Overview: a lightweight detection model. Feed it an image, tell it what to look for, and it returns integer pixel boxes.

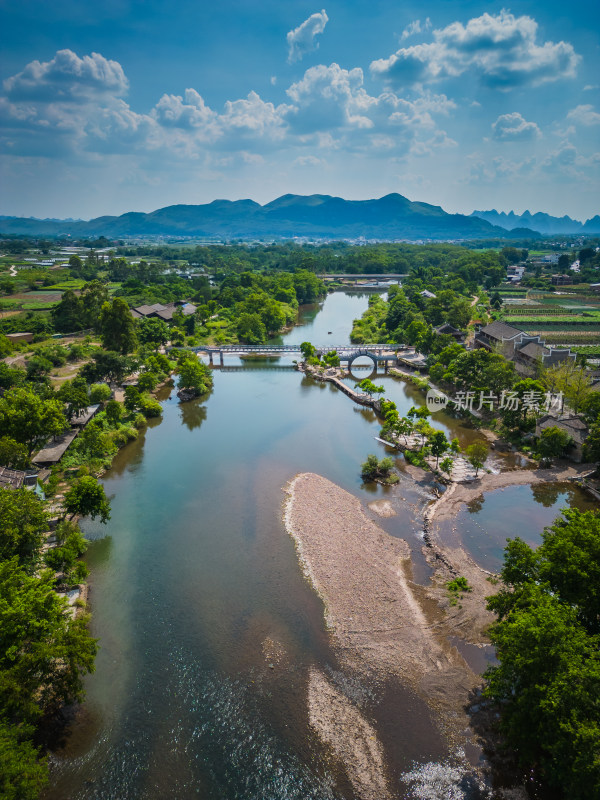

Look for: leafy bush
[89,383,111,404]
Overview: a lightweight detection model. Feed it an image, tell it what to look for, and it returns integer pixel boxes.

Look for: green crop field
[504,315,599,324]
[504,306,573,315]
[555,345,600,356]
[45,280,85,290]
[542,331,600,344]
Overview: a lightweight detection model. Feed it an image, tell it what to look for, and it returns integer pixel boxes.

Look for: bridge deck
[192,344,395,353]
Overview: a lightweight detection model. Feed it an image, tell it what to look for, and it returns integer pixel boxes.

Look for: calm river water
[45,291,594,800]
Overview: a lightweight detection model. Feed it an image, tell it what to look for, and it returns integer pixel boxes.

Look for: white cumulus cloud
[370,11,580,90]
[3,49,128,102]
[567,104,600,126]
[400,19,431,41]
[287,10,329,63]
[492,112,541,141]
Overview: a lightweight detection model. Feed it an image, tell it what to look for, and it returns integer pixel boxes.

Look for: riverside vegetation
[0,247,327,798]
[346,285,600,794]
[1,238,599,798]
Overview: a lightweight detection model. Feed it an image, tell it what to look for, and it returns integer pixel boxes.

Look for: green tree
[25,355,52,382]
[465,440,488,476]
[63,476,111,523]
[485,509,600,797]
[79,280,110,328]
[415,419,434,447]
[0,488,47,571]
[542,363,591,414]
[407,405,430,422]
[0,718,48,800]
[137,371,158,392]
[0,363,25,391]
[583,421,600,464]
[581,392,600,425]
[51,290,84,332]
[361,454,396,482]
[0,559,97,723]
[138,317,170,346]
[355,379,384,398]
[430,430,449,467]
[176,355,213,396]
[57,380,89,420]
[82,351,132,385]
[0,437,29,470]
[124,386,141,413]
[104,399,122,425]
[321,350,341,367]
[236,312,266,344]
[536,425,572,462]
[500,378,545,431]
[88,382,112,404]
[440,456,454,475]
[300,341,316,361]
[393,416,414,444]
[44,520,88,585]
[0,388,67,456]
[99,298,138,354]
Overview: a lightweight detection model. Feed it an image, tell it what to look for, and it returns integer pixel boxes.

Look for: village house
[475,321,576,375]
[6,332,34,344]
[0,466,38,490]
[474,320,524,356]
[434,322,466,343]
[130,300,197,322]
[550,274,573,286]
[535,414,589,462]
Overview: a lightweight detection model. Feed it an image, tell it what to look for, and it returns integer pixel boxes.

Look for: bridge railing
[191,344,395,352]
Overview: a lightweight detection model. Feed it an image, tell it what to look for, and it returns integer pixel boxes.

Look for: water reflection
[47,291,595,800]
[178,397,209,431]
[441,482,597,572]
[530,481,572,508]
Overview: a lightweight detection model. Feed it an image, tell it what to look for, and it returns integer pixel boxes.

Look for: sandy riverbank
[284,472,497,797]
[284,473,488,709]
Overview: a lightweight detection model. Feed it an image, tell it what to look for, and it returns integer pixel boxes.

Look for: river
[44,290,592,799]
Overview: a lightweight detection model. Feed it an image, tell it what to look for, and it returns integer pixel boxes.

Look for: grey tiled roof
[479,320,523,340]
[518,342,550,359]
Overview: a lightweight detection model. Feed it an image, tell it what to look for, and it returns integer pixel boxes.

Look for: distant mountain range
[0,194,526,241]
[471,209,600,235]
[0,193,596,240]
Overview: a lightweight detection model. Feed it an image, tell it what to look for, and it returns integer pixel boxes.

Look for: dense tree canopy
[486,509,600,798]
[0,488,47,571]
[0,387,67,455]
[99,298,138,354]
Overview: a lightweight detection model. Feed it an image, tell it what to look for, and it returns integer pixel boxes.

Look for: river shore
[284,472,497,797]
[429,462,596,523]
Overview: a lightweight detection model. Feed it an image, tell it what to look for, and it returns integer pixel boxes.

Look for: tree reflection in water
[179,398,208,432]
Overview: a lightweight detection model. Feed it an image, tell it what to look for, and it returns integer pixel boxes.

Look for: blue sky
[1,0,599,220]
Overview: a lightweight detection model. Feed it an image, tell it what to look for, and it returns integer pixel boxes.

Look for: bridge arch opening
[347,354,379,380]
